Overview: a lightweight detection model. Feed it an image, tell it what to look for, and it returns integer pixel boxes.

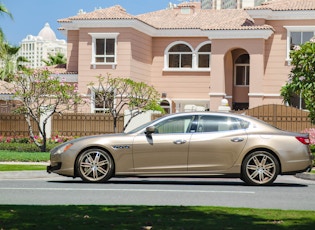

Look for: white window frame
[234,64,250,86]
[164,41,211,72]
[90,87,115,114]
[284,26,315,63]
[196,41,211,69]
[89,33,119,68]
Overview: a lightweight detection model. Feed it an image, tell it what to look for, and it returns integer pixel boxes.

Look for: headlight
[51,143,74,155]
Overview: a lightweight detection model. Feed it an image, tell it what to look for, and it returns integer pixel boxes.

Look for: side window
[155,116,195,134]
[197,115,248,132]
[235,54,250,86]
[95,38,115,63]
[89,33,119,66]
[284,26,315,62]
[197,43,211,68]
[290,31,313,50]
[91,90,114,113]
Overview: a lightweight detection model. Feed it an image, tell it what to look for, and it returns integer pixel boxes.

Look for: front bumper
[47,163,62,173]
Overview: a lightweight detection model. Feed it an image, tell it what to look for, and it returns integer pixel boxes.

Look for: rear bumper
[282,165,313,175]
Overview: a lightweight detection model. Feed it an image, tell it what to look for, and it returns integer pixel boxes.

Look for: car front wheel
[241,151,279,186]
[76,148,114,183]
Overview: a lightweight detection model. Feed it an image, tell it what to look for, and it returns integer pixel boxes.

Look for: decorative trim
[208,30,273,40]
[163,68,211,72]
[208,93,226,97]
[60,19,274,40]
[248,93,281,97]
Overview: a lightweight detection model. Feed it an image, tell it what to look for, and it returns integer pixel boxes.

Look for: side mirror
[145,126,155,135]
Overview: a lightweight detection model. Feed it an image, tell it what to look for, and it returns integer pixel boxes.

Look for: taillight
[295,136,310,145]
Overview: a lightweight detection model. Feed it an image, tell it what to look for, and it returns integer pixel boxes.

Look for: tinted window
[155,116,195,134]
[197,115,248,132]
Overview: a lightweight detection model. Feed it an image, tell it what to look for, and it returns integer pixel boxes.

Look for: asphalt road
[1,172,315,210]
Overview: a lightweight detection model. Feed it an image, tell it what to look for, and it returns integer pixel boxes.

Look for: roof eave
[207,29,274,40]
[247,9,315,20]
[59,19,273,40]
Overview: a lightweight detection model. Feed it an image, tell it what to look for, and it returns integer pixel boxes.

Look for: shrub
[0,135,76,152]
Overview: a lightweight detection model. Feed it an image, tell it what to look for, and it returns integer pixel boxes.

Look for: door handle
[173,140,187,145]
[231,137,244,142]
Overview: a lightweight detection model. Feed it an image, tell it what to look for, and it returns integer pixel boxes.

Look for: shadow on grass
[1,205,314,229]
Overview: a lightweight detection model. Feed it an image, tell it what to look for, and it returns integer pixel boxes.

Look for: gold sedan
[47,112,313,185]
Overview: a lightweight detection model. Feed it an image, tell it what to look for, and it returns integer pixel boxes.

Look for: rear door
[188,115,248,172]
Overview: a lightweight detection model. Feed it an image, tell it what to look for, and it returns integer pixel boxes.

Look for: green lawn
[1,205,315,229]
[0,150,49,162]
[0,164,46,171]
[0,150,48,171]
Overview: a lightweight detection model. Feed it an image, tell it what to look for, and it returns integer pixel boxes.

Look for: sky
[0,0,178,45]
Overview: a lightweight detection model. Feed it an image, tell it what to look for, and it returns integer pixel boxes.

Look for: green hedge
[0,142,59,152]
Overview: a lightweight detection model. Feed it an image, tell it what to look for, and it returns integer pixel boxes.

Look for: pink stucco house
[56,0,315,113]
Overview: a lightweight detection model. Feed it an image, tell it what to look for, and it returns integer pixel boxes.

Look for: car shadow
[47,177,308,187]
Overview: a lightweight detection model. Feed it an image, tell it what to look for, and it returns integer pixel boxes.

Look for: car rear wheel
[76,148,114,183]
[241,151,279,186]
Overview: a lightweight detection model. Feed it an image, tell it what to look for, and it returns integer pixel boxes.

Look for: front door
[132,115,196,173]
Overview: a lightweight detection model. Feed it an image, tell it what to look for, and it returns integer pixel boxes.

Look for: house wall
[257,19,315,106]
[151,37,211,111]
[69,28,153,96]
[67,30,79,73]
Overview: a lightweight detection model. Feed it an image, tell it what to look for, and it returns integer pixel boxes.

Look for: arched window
[197,43,211,68]
[234,54,250,86]
[165,41,211,71]
[168,43,193,68]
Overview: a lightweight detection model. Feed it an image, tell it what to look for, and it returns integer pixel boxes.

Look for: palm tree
[0,3,12,18]
[0,2,13,40]
[0,2,19,81]
[42,52,67,66]
[0,42,29,81]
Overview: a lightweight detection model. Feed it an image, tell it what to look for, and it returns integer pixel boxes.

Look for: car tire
[76,148,114,183]
[241,151,279,186]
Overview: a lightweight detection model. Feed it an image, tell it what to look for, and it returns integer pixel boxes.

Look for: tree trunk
[113,117,117,133]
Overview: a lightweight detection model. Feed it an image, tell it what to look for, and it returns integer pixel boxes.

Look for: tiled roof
[59,5,272,31]
[247,0,315,11]
[46,64,78,74]
[58,5,135,22]
[137,9,271,30]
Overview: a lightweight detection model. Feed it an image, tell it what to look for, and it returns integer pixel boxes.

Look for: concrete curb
[0,162,58,179]
[295,172,315,181]
[0,170,59,179]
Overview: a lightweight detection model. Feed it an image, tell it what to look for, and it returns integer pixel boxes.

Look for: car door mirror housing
[145,126,156,135]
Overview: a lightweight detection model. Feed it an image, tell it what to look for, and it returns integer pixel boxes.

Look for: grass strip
[0,205,315,230]
[0,164,46,171]
[0,150,49,162]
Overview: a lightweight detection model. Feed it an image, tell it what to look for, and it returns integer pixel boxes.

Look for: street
[1,174,315,210]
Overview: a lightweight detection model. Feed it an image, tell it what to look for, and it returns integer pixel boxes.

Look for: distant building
[201,0,270,9]
[18,23,67,68]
